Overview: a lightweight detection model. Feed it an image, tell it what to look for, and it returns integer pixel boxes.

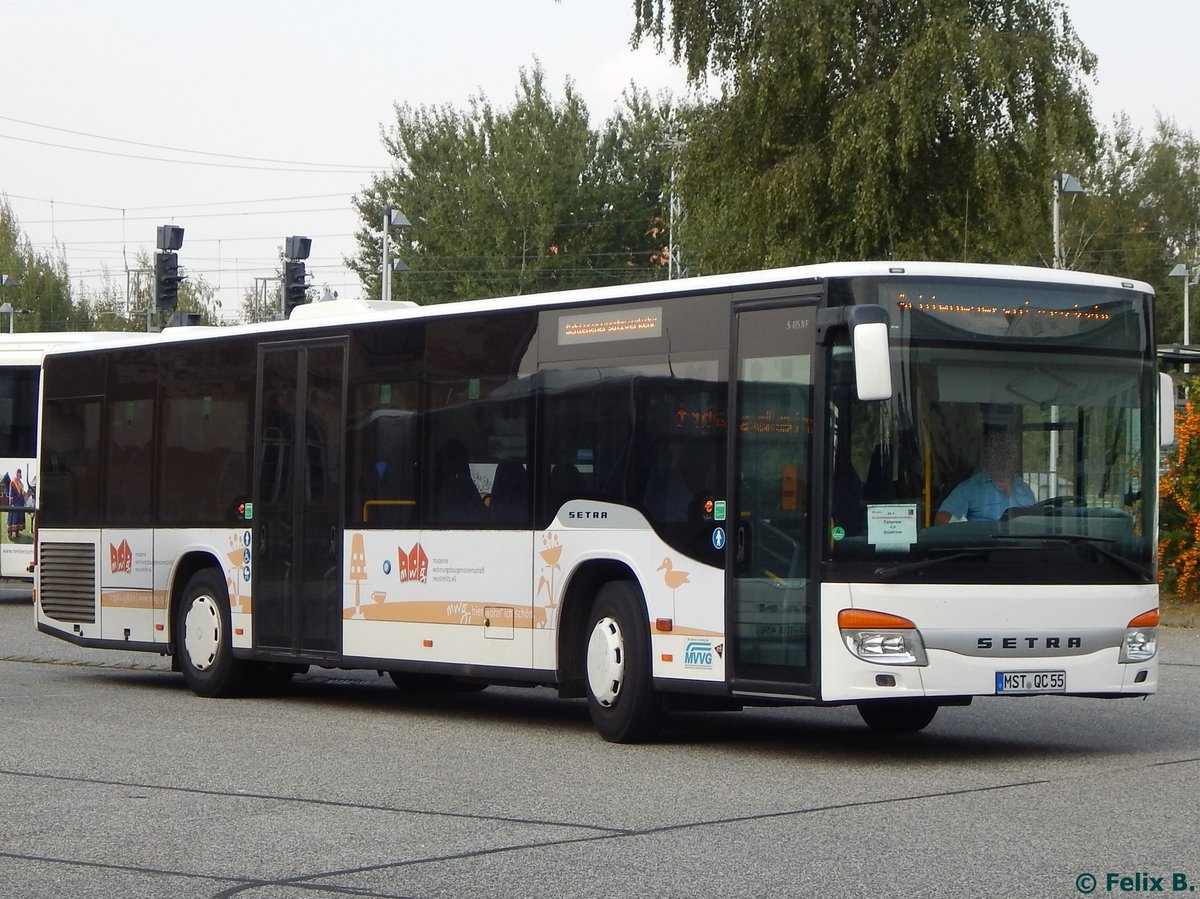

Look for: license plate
[995,670,1066,694]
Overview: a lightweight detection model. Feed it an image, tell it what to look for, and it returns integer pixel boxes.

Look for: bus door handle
[736,522,751,571]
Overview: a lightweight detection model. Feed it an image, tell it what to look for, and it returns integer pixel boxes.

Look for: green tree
[1129,120,1200,346]
[1159,375,1200,600]
[1062,117,1200,346]
[238,248,317,323]
[76,268,138,332]
[632,0,1098,273]
[176,267,222,325]
[71,251,225,331]
[1,197,87,331]
[1063,117,1160,284]
[238,282,276,325]
[349,64,674,303]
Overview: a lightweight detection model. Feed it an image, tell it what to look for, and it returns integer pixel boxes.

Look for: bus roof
[0,331,148,366]
[36,261,1157,358]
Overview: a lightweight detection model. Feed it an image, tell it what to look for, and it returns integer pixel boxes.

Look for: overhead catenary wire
[0,113,384,172]
[0,133,384,174]
[2,113,676,316]
[5,191,360,212]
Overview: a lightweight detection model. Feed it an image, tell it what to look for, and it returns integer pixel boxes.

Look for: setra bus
[33,262,1171,741]
[1,333,133,581]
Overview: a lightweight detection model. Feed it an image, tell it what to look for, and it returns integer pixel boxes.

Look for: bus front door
[728,300,818,695]
[254,339,347,659]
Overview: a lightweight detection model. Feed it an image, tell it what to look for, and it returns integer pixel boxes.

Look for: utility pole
[381,208,410,301]
[1052,172,1084,270]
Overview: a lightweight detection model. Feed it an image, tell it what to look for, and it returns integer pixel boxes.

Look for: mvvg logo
[398,544,428,584]
[109,539,133,574]
[684,640,714,669]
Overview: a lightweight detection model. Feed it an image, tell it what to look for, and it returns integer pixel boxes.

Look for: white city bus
[34,262,1170,741]
[1,333,134,581]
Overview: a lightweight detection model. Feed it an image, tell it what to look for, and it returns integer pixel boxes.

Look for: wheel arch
[555,557,643,698]
[168,550,227,650]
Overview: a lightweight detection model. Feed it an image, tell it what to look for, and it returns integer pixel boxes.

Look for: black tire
[175,568,257,698]
[857,699,938,733]
[584,580,663,743]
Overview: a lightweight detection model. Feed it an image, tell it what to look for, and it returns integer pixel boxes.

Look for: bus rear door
[253,339,347,659]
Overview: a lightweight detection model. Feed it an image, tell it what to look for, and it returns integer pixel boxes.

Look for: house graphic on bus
[398,543,428,584]
[109,540,133,574]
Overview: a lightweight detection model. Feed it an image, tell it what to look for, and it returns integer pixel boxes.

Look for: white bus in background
[1,333,136,581]
[33,263,1171,741]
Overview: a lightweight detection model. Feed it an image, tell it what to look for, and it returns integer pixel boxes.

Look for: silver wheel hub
[183,594,221,672]
[586,616,624,707]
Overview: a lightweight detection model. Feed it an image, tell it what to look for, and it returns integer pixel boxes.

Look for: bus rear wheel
[857,699,938,733]
[584,581,663,743]
[175,569,256,698]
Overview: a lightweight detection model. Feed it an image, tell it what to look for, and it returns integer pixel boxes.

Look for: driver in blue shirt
[934,432,1036,524]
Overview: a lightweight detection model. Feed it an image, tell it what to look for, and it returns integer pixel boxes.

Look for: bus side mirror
[816,304,892,401]
[1160,372,1176,447]
[853,320,892,401]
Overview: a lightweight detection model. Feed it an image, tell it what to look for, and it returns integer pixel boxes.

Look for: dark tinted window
[105,351,156,524]
[158,340,255,525]
[0,366,38,457]
[534,293,731,563]
[346,323,424,528]
[40,353,106,526]
[424,312,537,528]
[851,277,1151,353]
[537,361,726,564]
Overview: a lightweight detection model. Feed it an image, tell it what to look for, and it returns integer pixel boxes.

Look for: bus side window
[490,459,529,524]
[432,439,486,524]
[642,450,690,523]
[546,459,585,512]
[346,324,426,528]
[422,311,537,529]
[41,397,102,525]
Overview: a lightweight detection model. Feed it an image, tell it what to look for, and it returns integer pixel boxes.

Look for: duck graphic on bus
[657,557,689,621]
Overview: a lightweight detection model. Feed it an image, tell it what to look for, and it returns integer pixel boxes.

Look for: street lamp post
[659,137,686,280]
[381,208,410,302]
[1052,172,1085,270]
[0,274,16,333]
[1170,262,1196,373]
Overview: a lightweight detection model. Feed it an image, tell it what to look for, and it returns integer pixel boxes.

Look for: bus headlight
[1119,609,1159,663]
[838,609,928,666]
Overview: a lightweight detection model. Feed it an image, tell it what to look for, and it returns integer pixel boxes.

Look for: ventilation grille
[39,543,97,624]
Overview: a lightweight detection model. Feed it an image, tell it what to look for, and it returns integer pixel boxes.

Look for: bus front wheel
[175,569,256,698]
[856,699,938,733]
[584,581,663,743]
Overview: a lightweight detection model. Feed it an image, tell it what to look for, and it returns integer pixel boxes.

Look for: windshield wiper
[874,550,989,581]
[993,533,1152,581]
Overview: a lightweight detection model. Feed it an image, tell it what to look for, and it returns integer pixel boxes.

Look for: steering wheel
[1001,495,1086,520]
[1030,495,1086,510]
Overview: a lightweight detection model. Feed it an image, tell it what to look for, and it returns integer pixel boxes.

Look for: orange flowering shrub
[1159,377,1200,599]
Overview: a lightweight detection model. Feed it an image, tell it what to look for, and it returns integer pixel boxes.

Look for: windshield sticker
[868,504,918,552]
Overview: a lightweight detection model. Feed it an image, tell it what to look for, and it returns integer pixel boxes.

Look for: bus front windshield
[825,277,1157,585]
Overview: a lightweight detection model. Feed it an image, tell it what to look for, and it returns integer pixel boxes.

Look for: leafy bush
[1159,377,1200,600]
